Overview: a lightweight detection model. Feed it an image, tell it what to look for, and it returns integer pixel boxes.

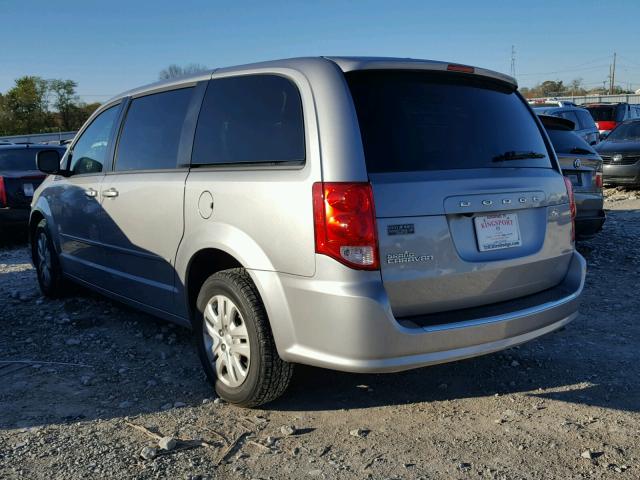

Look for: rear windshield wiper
[492,151,546,162]
[568,147,593,155]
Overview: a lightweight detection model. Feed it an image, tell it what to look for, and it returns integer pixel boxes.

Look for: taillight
[0,176,6,207]
[564,177,576,243]
[312,182,379,270]
[595,172,603,189]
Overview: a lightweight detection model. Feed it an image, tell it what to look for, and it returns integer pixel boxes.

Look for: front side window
[191,75,305,166]
[347,70,552,173]
[115,88,194,171]
[69,105,119,175]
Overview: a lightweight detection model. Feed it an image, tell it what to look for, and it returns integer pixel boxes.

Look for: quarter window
[191,75,305,166]
[559,111,580,129]
[115,88,194,171]
[69,105,119,175]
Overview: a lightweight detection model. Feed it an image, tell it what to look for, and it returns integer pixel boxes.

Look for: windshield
[346,70,552,173]
[547,129,596,155]
[586,105,621,122]
[606,122,640,141]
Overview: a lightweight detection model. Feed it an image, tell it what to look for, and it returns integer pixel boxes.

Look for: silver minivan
[31,57,586,406]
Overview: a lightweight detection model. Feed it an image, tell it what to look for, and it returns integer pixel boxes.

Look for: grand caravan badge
[386,251,434,264]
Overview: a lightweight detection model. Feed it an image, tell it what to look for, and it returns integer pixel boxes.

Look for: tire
[194,268,294,407]
[32,219,66,298]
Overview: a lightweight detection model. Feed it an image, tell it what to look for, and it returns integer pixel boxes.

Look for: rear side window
[346,71,552,173]
[576,110,596,129]
[559,111,580,129]
[115,88,193,171]
[547,129,596,155]
[191,75,305,166]
[0,148,63,170]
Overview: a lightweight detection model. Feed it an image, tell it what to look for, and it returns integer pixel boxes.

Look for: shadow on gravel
[1,210,639,429]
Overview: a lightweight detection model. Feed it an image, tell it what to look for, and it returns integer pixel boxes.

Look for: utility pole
[510,45,516,79]
[610,52,617,94]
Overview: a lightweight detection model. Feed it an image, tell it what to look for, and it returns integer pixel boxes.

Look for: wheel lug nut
[221,344,226,351]
[219,330,224,336]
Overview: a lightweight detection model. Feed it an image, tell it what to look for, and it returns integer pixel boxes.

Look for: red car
[585,103,640,137]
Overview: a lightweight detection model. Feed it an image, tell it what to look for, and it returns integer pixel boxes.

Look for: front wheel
[32,219,66,297]
[194,268,294,407]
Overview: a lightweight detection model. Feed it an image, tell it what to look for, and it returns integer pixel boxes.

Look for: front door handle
[102,188,119,198]
[84,188,97,198]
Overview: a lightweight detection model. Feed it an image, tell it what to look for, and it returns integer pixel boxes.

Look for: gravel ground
[1,191,639,480]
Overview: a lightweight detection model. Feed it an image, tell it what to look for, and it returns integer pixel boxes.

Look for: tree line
[0,65,208,137]
[520,78,635,98]
[0,77,100,136]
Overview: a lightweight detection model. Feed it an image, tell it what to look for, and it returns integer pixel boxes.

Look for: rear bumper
[603,163,640,185]
[0,207,30,228]
[574,192,605,236]
[258,252,586,373]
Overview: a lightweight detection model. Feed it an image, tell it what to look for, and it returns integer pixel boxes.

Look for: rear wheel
[33,219,66,297]
[194,268,293,407]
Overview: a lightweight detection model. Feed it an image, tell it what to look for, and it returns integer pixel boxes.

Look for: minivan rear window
[346,70,553,173]
[586,105,622,122]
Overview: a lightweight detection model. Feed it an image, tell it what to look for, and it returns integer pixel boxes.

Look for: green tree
[4,76,51,134]
[49,79,79,131]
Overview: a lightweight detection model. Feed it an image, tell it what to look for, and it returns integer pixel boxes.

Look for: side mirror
[36,149,62,174]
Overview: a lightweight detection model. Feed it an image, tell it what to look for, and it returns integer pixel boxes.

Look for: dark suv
[539,115,605,237]
[533,106,599,146]
[0,144,66,234]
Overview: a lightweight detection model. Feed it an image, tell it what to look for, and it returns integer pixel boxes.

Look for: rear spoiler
[537,114,575,131]
[326,57,517,89]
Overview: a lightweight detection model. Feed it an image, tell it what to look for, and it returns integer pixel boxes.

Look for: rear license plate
[567,173,582,186]
[474,213,522,252]
[23,184,34,196]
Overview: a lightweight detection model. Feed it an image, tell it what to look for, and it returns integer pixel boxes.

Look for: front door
[49,104,121,286]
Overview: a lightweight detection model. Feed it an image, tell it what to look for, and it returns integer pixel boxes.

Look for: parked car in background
[595,119,640,186]
[528,99,577,108]
[30,57,585,406]
[0,144,66,235]
[584,103,640,138]
[539,115,605,237]
[532,105,599,146]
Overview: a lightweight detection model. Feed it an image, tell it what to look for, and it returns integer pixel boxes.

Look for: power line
[519,63,611,77]
[517,55,613,76]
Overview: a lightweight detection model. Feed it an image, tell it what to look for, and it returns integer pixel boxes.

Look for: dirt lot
[1,189,639,480]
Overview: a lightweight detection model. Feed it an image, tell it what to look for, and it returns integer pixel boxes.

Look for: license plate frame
[474,213,522,252]
[23,183,34,197]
